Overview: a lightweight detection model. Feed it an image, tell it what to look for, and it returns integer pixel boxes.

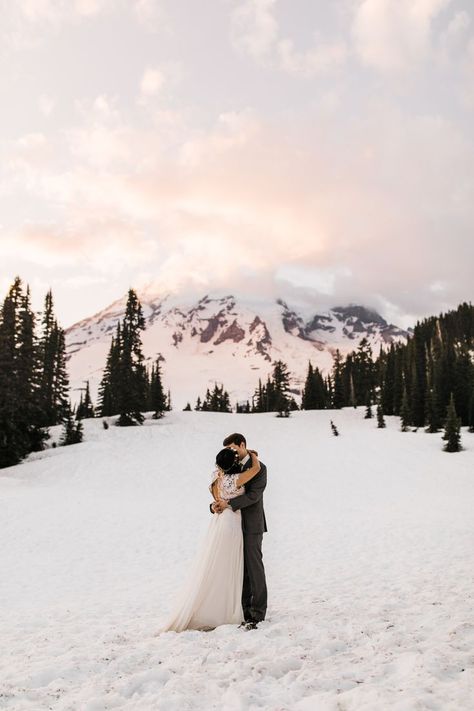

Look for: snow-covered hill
[65,290,410,409]
[1,410,473,710]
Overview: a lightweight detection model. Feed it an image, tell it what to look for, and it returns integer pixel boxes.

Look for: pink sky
[1,0,473,328]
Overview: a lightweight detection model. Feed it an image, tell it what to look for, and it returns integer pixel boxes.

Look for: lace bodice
[209,470,245,500]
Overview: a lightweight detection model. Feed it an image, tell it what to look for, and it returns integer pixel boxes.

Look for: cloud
[231,0,278,59]
[133,0,168,33]
[140,67,165,97]
[230,0,347,76]
[38,94,55,117]
[0,218,157,273]
[277,36,347,77]
[4,100,474,317]
[0,0,114,51]
[352,0,453,73]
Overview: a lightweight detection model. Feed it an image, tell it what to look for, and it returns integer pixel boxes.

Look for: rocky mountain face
[65,291,410,408]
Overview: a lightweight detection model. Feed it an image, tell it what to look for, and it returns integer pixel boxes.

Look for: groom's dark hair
[223,432,246,447]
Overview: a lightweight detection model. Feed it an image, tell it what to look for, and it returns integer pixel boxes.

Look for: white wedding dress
[160,470,244,632]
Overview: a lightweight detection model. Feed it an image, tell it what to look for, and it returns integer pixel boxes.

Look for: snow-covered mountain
[65,290,410,408]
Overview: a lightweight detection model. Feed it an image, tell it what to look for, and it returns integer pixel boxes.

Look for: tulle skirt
[160,508,244,632]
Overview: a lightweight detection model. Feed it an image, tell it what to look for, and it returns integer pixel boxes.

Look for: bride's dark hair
[222,432,246,447]
[216,447,240,473]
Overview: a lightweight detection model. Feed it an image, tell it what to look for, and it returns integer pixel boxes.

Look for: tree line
[0,280,170,468]
[1,275,472,468]
[0,277,71,467]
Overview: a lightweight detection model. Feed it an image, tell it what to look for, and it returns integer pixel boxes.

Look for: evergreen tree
[376,403,386,428]
[236,400,251,413]
[271,360,292,415]
[442,393,462,452]
[468,389,474,434]
[301,362,317,409]
[301,362,327,410]
[0,278,49,468]
[83,380,95,418]
[76,380,95,419]
[425,386,443,433]
[410,331,427,427]
[198,383,232,412]
[183,402,192,411]
[400,386,411,432]
[149,359,166,419]
[98,289,149,427]
[364,391,373,419]
[392,347,404,416]
[37,290,69,426]
[331,350,345,409]
[352,338,375,406]
[381,344,396,415]
[349,372,357,409]
[60,406,84,446]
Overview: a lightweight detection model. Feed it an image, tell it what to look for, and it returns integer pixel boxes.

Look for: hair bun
[216,447,239,472]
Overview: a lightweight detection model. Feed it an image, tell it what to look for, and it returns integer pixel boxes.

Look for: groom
[211,432,268,629]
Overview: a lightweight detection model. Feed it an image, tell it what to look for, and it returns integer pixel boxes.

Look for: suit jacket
[228,457,268,535]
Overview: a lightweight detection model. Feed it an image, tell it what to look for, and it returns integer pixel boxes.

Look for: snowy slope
[65,290,409,409]
[1,410,473,710]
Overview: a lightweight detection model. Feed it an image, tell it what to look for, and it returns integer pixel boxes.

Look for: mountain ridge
[65,290,411,408]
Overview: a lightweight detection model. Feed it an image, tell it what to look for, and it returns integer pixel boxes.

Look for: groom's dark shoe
[244,620,259,630]
[239,619,259,630]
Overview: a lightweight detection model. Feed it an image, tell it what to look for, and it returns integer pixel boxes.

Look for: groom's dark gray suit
[227,456,268,623]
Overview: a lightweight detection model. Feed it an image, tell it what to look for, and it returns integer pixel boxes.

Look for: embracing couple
[161,432,268,633]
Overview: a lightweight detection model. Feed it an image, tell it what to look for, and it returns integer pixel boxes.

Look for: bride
[160,447,261,632]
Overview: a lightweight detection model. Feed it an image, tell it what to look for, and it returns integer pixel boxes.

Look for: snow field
[1,409,473,710]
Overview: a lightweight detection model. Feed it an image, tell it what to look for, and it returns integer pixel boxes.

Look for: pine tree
[332,350,345,409]
[468,389,474,434]
[98,332,122,417]
[15,283,48,452]
[442,393,462,452]
[149,359,166,419]
[364,391,373,419]
[82,380,95,418]
[425,386,442,433]
[377,403,386,428]
[198,383,232,412]
[99,289,149,427]
[183,402,192,411]
[76,392,84,420]
[410,332,427,427]
[352,338,375,407]
[400,386,411,432]
[60,406,84,446]
[392,347,404,416]
[381,344,396,415]
[0,279,26,466]
[0,278,49,467]
[37,290,69,426]
[272,360,292,415]
[301,362,316,409]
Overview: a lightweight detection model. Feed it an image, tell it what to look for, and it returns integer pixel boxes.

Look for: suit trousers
[242,532,267,622]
